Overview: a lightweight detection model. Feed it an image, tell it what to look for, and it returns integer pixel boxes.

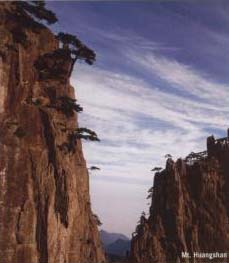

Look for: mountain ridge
[130,132,229,262]
[100,230,129,246]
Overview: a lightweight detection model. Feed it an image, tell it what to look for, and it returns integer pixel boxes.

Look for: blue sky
[48,1,229,237]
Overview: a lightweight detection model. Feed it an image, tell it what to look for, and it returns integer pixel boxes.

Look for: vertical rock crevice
[39,109,69,228]
[28,149,49,263]
[15,199,25,245]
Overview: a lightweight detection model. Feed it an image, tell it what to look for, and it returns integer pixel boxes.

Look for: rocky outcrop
[130,135,229,262]
[0,3,105,263]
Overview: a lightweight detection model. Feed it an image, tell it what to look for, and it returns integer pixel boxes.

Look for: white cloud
[130,52,229,105]
[71,47,229,236]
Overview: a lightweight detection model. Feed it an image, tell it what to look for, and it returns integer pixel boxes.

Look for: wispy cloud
[131,53,229,104]
[48,0,229,235]
[47,0,229,238]
[71,39,229,236]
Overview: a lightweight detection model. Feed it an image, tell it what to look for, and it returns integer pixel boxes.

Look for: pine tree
[57,32,96,66]
[17,1,58,25]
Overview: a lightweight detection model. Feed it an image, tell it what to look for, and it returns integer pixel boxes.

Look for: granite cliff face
[130,135,229,262]
[0,3,105,263]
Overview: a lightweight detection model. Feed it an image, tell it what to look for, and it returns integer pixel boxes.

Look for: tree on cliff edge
[16,1,58,25]
[9,1,57,46]
[57,32,96,69]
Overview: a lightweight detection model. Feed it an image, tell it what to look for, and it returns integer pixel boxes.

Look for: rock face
[130,135,229,262]
[0,3,105,263]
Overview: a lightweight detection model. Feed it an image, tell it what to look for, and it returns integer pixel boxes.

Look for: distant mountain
[100,230,129,246]
[106,238,131,257]
[100,230,131,258]
[107,253,129,263]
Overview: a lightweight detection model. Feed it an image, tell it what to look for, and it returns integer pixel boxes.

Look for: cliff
[130,135,229,262]
[0,3,105,263]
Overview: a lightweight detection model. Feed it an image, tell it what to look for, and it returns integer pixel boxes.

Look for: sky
[47,1,229,237]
